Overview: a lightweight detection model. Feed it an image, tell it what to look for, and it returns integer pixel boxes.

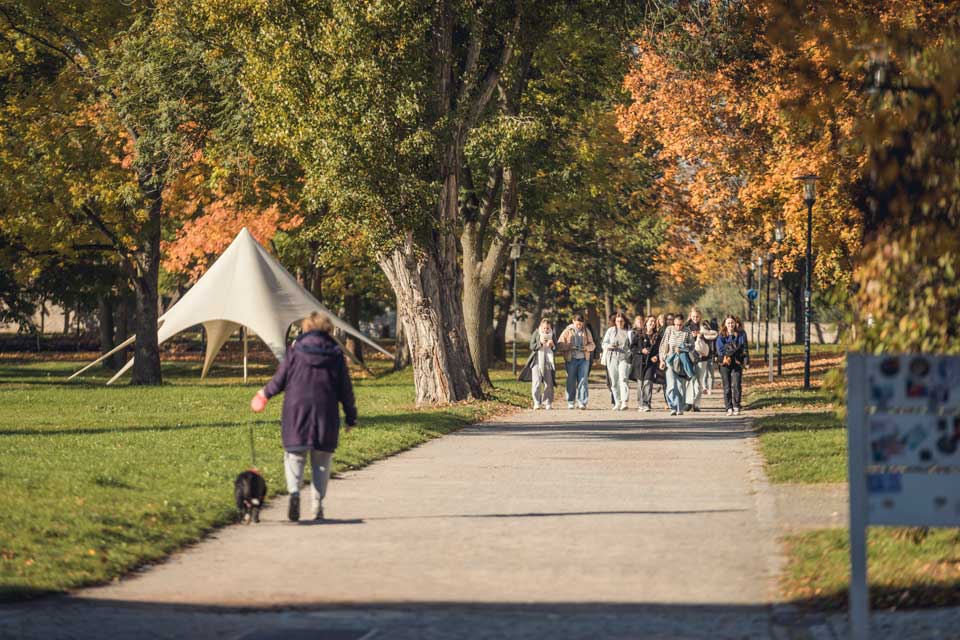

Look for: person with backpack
[658,314,696,415]
[716,315,750,415]
[558,314,596,409]
[250,312,357,522]
[629,314,662,412]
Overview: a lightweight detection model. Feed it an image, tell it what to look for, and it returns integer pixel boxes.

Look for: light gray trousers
[284,448,334,511]
[532,366,555,405]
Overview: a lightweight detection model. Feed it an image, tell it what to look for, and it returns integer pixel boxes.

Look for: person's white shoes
[733,407,741,416]
[640,405,651,412]
[533,403,542,410]
[576,402,586,410]
[726,408,734,416]
[544,402,552,410]
[567,402,575,409]
[669,409,677,416]
[619,404,628,411]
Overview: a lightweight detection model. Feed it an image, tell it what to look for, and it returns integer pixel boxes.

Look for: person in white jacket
[602,312,632,411]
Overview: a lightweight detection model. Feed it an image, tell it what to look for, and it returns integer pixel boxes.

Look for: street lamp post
[756,255,763,353]
[510,237,522,375]
[774,220,785,376]
[794,174,818,390]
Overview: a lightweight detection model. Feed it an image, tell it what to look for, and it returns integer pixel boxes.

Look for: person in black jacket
[251,312,357,521]
[716,315,750,416]
[629,315,663,412]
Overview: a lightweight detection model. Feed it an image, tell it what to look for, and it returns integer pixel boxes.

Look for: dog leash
[247,413,258,469]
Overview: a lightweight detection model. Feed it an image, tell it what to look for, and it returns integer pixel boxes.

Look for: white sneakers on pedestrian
[568,402,576,410]
[726,408,734,416]
[669,409,677,416]
[533,403,542,410]
[733,407,741,416]
[576,402,586,410]
[639,405,650,412]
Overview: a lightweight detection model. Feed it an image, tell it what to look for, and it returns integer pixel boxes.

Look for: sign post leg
[846,353,869,639]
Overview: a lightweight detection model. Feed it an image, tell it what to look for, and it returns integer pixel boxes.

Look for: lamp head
[794,174,818,205]
[774,220,785,243]
[510,237,523,260]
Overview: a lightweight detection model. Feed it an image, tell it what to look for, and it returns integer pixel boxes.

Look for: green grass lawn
[784,528,960,611]
[745,349,846,483]
[753,411,846,483]
[0,357,526,600]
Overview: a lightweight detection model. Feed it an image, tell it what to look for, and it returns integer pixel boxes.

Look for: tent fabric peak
[71,228,391,385]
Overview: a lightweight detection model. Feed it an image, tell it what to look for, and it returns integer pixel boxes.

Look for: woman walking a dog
[250,312,357,521]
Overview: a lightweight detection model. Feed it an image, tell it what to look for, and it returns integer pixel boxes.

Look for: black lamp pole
[795,175,818,390]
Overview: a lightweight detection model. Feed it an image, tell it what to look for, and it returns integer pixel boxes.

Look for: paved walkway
[0,383,855,639]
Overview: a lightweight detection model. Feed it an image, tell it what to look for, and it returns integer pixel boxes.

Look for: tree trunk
[343,292,364,363]
[63,307,70,334]
[97,295,117,371]
[379,237,482,404]
[492,282,510,361]
[129,183,163,386]
[460,165,515,386]
[791,281,803,345]
[462,278,494,386]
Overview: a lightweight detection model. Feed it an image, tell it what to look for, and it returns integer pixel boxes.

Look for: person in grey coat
[525,318,556,409]
[251,312,357,522]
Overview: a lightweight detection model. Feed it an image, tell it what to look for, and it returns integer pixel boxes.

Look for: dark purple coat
[262,330,357,452]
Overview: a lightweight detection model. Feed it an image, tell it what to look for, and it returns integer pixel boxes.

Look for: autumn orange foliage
[161,155,302,280]
[618,8,864,290]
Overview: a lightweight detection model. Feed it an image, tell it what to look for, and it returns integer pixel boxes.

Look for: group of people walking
[522,308,750,416]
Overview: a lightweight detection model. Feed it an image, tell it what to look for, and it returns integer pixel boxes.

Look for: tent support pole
[242,327,248,383]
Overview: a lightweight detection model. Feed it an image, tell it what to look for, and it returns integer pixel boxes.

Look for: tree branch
[0,6,86,73]
[79,203,135,277]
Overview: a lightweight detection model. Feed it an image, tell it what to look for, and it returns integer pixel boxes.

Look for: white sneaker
[568,403,575,409]
[726,408,734,416]
[576,402,586,410]
[619,404,628,411]
[533,403,542,410]
[544,402,552,410]
[669,409,677,416]
[640,406,651,412]
[733,407,741,416]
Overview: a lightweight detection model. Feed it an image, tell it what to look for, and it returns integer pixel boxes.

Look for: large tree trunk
[97,295,117,371]
[343,292,364,363]
[379,236,483,405]
[130,183,163,385]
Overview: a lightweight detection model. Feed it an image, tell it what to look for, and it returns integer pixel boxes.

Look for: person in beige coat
[557,314,596,409]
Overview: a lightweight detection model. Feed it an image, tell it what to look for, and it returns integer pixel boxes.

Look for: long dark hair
[719,315,738,338]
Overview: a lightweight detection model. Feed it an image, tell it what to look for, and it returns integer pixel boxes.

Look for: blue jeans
[565,358,590,406]
[665,366,686,412]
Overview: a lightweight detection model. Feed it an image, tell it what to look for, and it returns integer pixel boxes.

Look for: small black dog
[234,469,267,524]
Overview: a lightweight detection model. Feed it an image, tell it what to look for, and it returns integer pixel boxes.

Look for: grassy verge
[745,349,845,483]
[784,528,960,611]
[0,357,526,600]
